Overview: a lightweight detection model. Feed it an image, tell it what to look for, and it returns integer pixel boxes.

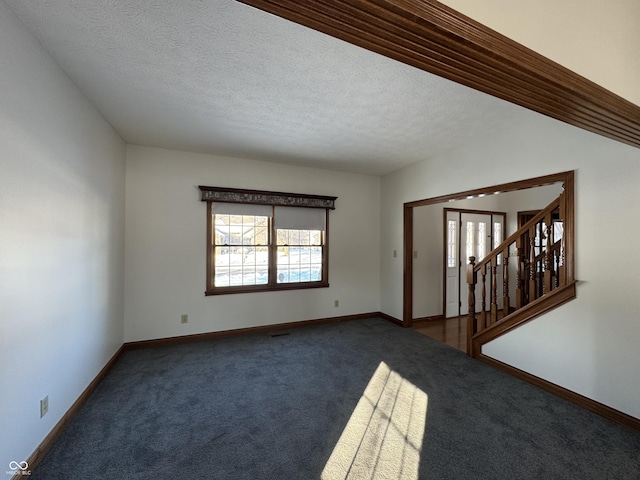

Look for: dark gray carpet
[32,318,640,479]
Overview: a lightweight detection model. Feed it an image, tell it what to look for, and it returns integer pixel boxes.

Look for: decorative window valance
[198,186,337,210]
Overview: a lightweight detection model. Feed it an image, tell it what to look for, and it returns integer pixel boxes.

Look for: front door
[444,210,505,318]
[459,213,492,315]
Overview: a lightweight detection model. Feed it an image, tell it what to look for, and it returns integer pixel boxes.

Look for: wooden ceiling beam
[237,0,640,149]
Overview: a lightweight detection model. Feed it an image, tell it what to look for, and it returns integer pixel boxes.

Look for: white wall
[381,113,640,418]
[124,146,381,342]
[440,0,640,106]
[0,1,126,470]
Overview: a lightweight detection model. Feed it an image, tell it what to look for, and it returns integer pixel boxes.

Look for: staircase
[466,190,576,357]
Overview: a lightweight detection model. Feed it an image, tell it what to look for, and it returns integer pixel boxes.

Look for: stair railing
[466,194,566,354]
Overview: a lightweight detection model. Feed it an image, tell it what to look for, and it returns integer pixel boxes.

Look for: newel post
[467,256,477,355]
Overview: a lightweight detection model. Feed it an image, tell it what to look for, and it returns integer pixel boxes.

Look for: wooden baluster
[554,248,561,289]
[515,238,523,310]
[550,219,559,291]
[560,220,566,280]
[481,264,487,329]
[529,236,536,301]
[503,249,510,316]
[466,256,477,355]
[543,221,553,294]
[559,191,566,286]
[491,258,498,325]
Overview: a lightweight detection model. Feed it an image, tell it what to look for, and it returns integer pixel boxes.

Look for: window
[213,213,269,287]
[493,222,502,249]
[447,220,457,268]
[477,222,487,260]
[277,228,323,283]
[493,221,503,265]
[465,221,475,263]
[200,186,336,295]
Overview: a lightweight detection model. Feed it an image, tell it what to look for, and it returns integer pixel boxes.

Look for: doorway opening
[404,171,573,352]
[444,209,506,319]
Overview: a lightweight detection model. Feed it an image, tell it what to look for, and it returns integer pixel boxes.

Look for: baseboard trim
[377,312,403,327]
[124,312,384,350]
[478,353,640,432]
[19,345,126,478]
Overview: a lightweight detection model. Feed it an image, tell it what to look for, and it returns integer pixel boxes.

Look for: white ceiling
[5,0,536,176]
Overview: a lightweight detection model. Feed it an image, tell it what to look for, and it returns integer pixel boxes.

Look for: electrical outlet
[40,395,48,418]
[334,300,339,308]
[413,251,418,259]
[180,314,188,324]
[393,250,397,258]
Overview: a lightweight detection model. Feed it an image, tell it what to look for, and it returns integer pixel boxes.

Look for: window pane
[289,230,300,245]
[214,266,230,287]
[214,247,229,266]
[299,230,310,246]
[215,215,230,245]
[493,221,503,265]
[277,246,290,265]
[493,222,502,249]
[229,225,242,245]
[478,222,486,260]
[255,246,268,265]
[300,246,311,264]
[244,249,256,267]
[299,266,311,282]
[447,220,456,268]
[310,230,322,245]
[276,228,324,284]
[310,265,322,281]
[310,246,323,264]
[228,266,243,286]
[277,268,289,283]
[255,227,268,245]
[242,267,255,285]
[256,266,268,284]
[213,214,270,287]
[466,221,474,263]
[277,229,289,245]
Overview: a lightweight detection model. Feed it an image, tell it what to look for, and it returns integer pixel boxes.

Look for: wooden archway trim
[237,0,640,149]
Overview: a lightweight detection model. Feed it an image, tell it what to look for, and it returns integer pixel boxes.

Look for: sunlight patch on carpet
[322,361,428,480]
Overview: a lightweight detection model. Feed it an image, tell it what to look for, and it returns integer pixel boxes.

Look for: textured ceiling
[5,0,535,175]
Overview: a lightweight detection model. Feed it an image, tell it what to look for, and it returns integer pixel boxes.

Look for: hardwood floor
[413,316,467,353]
